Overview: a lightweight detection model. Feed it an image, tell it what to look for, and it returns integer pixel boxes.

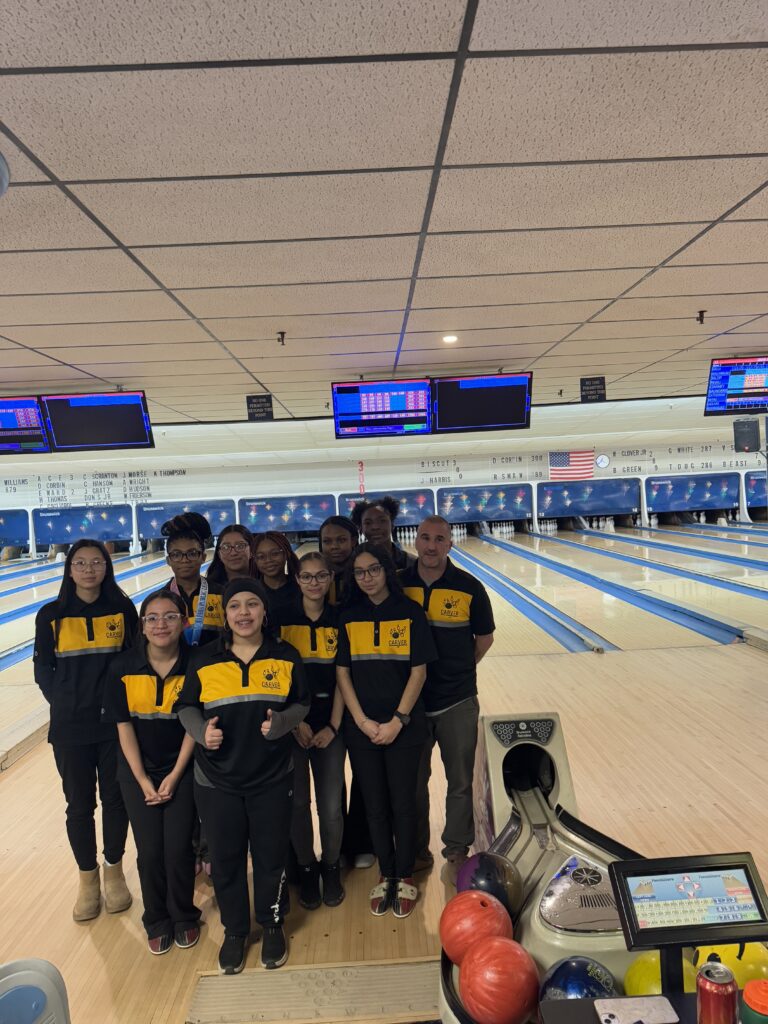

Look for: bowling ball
[440,890,513,966]
[694,943,768,988]
[539,955,617,1001]
[459,936,539,1024]
[624,951,696,995]
[457,851,525,918]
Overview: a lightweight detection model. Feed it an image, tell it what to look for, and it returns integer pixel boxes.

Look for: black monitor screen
[433,373,533,433]
[704,356,768,415]
[0,396,50,455]
[41,391,154,451]
[332,379,431,439]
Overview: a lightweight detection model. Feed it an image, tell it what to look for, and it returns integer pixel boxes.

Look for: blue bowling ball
[539,955,618,1001]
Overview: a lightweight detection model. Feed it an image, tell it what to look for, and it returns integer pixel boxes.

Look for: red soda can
[696,961,739,1024]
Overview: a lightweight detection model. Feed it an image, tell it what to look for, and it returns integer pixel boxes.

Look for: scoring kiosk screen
[332,379,431,438]
[705,355,768,415]
[610,853,768,950]
[0,396,51,455]
[41,391,155,452]
[433,372,532,433]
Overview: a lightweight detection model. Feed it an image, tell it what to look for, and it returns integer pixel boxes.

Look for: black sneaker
[321,860,345,907]
[261,924,288,969]
[298,861,321,910]
[218,934,248,975]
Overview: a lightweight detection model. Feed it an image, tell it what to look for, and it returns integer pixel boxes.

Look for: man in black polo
[400,515,495,884]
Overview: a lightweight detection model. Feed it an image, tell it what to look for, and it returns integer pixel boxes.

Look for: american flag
[549,450,595,480]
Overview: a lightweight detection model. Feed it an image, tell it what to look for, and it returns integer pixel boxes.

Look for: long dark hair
[253,531,299,580]
[342,542,403,607]
[206,524,256,584]
[55,538,129,608]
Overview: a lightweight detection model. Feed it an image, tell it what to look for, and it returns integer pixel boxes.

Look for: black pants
[195,773,293,936]
[52,741,128,871]
[347,742,422,878]
[341,771,374,859]
[120,771,200,939]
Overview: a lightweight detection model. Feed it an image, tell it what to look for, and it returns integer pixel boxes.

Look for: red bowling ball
[459,935,539,1024]
[439,890,513,965]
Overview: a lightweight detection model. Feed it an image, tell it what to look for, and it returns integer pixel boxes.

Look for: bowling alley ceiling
[1,0,767,424]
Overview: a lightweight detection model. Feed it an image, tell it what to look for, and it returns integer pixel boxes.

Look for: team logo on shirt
[325,632,338,653]
[105,619,123,639]
[262,664,283,689]
[206,602,218,615]
[388,623,409,648]
[442,595,461,618]
[171,678,184,701]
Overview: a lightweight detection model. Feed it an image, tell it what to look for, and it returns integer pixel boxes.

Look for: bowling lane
[506,534,768,628]
[636,525,768,557]
[573,529,768,588]
[0,555,172,656]
[477,591,565,656]
[460,538,716,651]
[0,552,158,597]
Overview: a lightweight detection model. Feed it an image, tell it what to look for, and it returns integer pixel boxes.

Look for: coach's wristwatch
[393,710,411,726]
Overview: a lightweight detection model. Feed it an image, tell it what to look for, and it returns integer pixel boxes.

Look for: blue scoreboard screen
[0,396,50,455]
[332,379,432,438]
[705,356,768,415]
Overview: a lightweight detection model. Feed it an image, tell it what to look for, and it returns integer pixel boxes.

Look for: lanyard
[170,576,209,646]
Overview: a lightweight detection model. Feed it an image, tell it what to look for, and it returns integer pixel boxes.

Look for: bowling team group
[33,497,496,974]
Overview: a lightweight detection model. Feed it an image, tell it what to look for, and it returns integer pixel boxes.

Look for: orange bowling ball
[439,890,513,965]
[459,936,539,1024]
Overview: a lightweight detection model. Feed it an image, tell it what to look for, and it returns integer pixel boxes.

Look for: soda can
[697,961,739,1024]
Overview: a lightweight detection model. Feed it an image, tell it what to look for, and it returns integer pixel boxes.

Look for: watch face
[596,454,611,469]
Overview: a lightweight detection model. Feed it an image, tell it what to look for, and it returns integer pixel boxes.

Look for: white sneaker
[354,853,376,869]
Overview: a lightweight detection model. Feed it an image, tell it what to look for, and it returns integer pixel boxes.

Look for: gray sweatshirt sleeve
[264,700,309,740]
[178,706,207,744]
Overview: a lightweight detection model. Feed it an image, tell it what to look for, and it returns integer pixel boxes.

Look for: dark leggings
[53,740,128,871]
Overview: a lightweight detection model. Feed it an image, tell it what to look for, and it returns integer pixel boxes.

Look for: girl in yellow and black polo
[161,512,224,648]
[336,543,436,920]
[175,579,310,975]
[102,589,201,956]
[33,538,138,923]
[273,551,345,911]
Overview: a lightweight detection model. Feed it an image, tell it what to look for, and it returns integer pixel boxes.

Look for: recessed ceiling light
[442,334,458,343]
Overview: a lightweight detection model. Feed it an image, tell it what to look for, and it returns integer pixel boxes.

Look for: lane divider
[635,526,768,552]
[452,547,617,654]
[479,536,743,645]
[0,553,154,599]
[575,528,768,572]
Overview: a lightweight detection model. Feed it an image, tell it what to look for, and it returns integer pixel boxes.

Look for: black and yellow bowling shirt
[336,592,437,748]
[34,592,139,744]
[273,603,339,732]
[102,644,189,784]
[399,558,495,713]
[175,635,310,794]
[166,577,224,646]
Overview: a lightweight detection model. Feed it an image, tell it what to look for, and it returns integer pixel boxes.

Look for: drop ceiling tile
[0,0,464,65]
[1,364,92,382]
[408,299,603,332]
[140,237,419,288]
[83,359,242,378]
[3,63,452,178]
[630,264,768,298]
[471,0,768,47]
[403,340,549,361]
[47,342,224,365]
[0,187,111,250]
[671,222,768,265]
[227,336,398,358]
[420,226,695,277]
[406,324,567,347]
[594,293,768,321]
[241,353,393,372]
[74,172,431,246]
[431,159,768,232]
[205,311,403,342]
[5,320,211,347]
[0,291,186,326]
[413,270,643,307]
[0,250,156,295]
[728,186,768,219]
[0,348,67,368]
[555,337,693,355]
[447,52,768,164]
[178,280,410,319]
[572,316,749,340]
[2,140,48,182]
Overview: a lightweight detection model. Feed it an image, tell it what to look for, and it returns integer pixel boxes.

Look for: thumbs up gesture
[204,715,223,750]
[261,708,274,738]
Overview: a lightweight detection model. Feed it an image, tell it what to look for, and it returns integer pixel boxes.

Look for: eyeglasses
[353,564,384,580]
[143,612,184,626]
[168,549,203,562]
[71,559,106,570]
[220,542,249,554]
[297,571,332,584]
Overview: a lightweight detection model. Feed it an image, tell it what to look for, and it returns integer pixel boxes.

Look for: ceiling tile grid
[0,0,766,421]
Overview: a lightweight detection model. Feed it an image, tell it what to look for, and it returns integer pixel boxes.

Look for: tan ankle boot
[103,860,132,913]
[73,867,102,921]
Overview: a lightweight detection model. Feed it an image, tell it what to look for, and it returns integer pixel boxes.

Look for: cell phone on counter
[594,996,679,1024]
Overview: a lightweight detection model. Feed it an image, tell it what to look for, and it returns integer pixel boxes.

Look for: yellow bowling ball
[624,951,696,995]
[694,944,768,988]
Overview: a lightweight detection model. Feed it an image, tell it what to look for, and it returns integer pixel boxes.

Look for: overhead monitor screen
[432,372,533,433]
[332,379,432,439]
[0,396,51,455]
[41,391,155,452]
[704,356,768,415]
